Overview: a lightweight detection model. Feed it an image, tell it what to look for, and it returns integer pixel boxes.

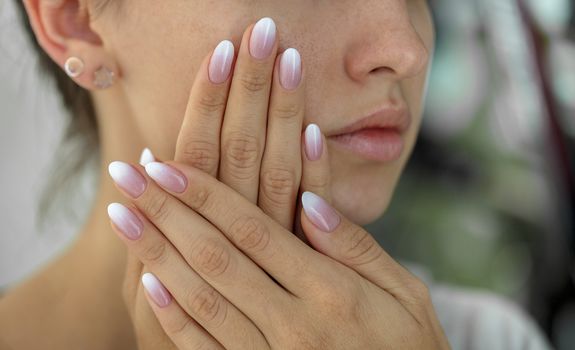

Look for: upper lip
[327,101,412,137]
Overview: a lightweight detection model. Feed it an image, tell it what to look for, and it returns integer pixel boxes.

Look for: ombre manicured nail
[280,48,302,90]
[301,191,340,232]
[145,162,187,193]
[305,124,323,161]
[249,17,276,59]
[209,40,235,84]
[139,148,155,166]
[108,161,147,198]
[107,203,143,240]
[141,273,172,308]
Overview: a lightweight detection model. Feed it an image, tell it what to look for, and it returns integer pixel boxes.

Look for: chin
[330,171,399,226]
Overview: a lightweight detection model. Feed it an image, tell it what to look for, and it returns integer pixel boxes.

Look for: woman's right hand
[120,16,317,349]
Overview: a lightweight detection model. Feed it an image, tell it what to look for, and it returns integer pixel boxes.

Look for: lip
[327,103,411,137]
[327,102,411,162]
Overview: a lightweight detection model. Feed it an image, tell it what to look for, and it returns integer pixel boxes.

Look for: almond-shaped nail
[305,124,323,161]
[108,161,147,198]
[280,48,302,90]
[139,148,155,166]
[145,162,187,193]
[249,17,276,59]
[142,273,172,308]
[301,191,340,232]
[107,203,143,240]
[209,40,235,84]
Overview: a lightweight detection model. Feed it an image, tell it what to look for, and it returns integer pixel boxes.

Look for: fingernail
[280,48,302,90]
[209,40,235,84]
[108,161,147,198]
[145,162,187,193]
[139,148,155,166]
[141,273,172,308]
[305,124,323,161]
[301,191,340,232]
[249,17,276,59]
[107,203,143,240]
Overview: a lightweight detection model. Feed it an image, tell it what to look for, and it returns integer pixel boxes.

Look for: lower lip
[328,128,405,162]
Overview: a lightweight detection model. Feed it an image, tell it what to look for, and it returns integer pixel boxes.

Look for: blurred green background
[368,0,575,349]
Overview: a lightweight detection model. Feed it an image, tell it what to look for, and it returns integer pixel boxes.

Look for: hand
[108,157,451,349]
[118,16,322,348]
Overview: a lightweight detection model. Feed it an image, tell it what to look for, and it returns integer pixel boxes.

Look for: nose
[344,2,430,82]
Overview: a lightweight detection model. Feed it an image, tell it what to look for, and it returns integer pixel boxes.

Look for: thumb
[299,191,413,295]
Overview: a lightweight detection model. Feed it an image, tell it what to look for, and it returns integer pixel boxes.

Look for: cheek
[104,3,247,158]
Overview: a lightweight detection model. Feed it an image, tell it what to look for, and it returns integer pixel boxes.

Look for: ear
[23,0,119,90]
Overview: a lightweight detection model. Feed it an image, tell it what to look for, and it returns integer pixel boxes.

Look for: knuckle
[272,102,302,120]
[342,226,382,267]
[141,241,168,265]
[191,239,231,277]
[164,313,195,339]
[180,139,218,174]
[238,72,268,94]
[223,132,261,172]
[260,167,297,207]
[406,277,431,305]
[187,285,227,326]
[229,215,270,254]
[141,192,171,225]
[304,173,329,191]
[194,92,227,115]
[185,183,213,213]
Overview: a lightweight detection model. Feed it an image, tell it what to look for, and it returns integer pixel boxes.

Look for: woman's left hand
[108,158,451,349]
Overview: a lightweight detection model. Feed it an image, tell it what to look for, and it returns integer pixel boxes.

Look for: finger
[142,160,332,298]
[219,17,278,203]
[122,250,143,315]
[107,201,268,350]
[108,162,292,327]
[300,124,331,202]
[293,124,331,242]
[133,266,180,349]
[258,48,304,231]
[298,191,418,297]
[174,40,235,176]
[141,272,226,350]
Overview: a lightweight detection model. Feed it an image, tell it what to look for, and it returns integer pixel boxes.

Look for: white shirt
[406,263,554,350]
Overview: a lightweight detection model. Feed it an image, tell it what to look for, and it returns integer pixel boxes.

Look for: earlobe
[22,0,119,90]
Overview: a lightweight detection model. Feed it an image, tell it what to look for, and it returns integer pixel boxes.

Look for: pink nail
[145,162,187,193]
[141,273,172,308]
[249,17,276,59]
[280,48,302,90]
[209,40,235,84]
[301,191,340,232]
[107,203,143,240]
[305,124,323,161]
[108,161,147,198]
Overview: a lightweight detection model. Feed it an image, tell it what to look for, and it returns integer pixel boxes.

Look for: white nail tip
[108,161,130,180]
[139,148,155,166]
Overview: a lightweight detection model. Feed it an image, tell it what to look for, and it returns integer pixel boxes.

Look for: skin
[0,0,439,348]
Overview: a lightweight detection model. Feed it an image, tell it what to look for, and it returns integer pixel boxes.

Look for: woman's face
[94,0,434,226]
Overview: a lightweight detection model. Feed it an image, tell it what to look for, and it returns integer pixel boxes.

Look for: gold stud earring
[93,66,116,89]
[64,57,85,78]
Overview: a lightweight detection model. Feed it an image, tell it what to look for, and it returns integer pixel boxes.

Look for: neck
[63,87,149,346]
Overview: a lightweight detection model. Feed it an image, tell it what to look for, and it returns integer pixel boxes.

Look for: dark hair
[13,1,101,229]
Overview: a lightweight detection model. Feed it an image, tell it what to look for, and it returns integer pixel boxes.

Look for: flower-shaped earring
[93,66,115,89]
[64,56,116,89]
